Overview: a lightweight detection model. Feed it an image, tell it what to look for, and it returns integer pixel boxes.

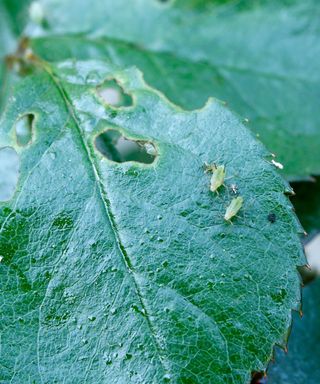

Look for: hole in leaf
[95,129,157,164]
[251,372,267,384]
[97,79,133,107]
[298,233,320,284]
[0,147,19,201]
[15,114,34,146]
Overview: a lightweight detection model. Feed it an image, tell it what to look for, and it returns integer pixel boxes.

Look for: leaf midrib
[41,63,171,376]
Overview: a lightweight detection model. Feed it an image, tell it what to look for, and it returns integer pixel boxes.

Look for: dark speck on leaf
[267,213,276,223]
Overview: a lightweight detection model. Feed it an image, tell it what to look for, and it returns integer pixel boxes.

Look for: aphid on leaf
[224,196,243,222]
[209,165,226,193]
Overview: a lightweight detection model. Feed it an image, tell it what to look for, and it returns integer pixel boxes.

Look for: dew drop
[85,71,100,84]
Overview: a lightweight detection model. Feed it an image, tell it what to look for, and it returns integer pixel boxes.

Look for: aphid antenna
[204,158,227,170]
[204,161,218,173]
[224,175,234,181]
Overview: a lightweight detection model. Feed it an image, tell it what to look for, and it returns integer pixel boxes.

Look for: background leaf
[267,277,320,383]
[26,0,320,180]
[0,0,31,111]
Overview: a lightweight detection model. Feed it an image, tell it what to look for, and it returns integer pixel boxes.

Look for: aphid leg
[226,214,243,225]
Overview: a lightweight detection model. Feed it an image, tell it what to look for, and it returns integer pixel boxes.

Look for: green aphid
[224,196,243,221]
[209,165,226,193]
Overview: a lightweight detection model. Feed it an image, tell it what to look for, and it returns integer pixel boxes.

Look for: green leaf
[267,277,320,383]
[26,0,320,179]
[0,0,31,111]
[0,59,304,383]
[0,146,19,201]
[0,1,16,110]
[1,0,32,36]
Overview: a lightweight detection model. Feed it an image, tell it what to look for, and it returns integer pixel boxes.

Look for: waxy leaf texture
[0,58,304,383]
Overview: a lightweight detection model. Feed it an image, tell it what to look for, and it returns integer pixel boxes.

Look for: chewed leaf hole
[95,129,157,164]
[0,147,19,201]
[251,372,267,384]
[97,79,133,107]
[15,114,34,146]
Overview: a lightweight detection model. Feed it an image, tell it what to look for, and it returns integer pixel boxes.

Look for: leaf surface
[0,58,304,383]
[0,0,31,111]
[26,0,320,179]
[0,0,16,110]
